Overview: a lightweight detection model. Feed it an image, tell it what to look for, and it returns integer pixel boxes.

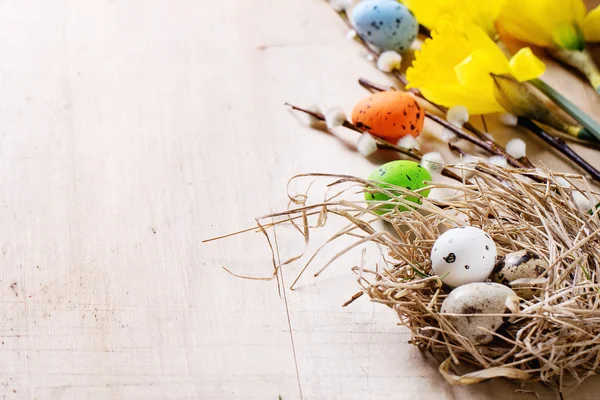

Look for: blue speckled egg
[351,0,418,52]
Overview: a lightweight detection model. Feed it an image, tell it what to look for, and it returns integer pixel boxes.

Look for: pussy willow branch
[334,5,599,181]
[518,118,600,182]
[357,78,531,170]
[448,142,467,157]
[284,103,466,182]
[334,8,537,170]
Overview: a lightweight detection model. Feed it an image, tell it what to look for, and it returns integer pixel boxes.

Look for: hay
[254,163,600,388]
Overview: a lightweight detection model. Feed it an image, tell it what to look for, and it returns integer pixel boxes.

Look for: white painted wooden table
[1,1,600,398]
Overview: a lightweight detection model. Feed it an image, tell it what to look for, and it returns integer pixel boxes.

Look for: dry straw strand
[237,163,600,389]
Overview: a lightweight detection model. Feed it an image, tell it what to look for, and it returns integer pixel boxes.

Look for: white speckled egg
[351,0,418,52]
[431,226,497,287]
[441,282,516,345]
[492,250,547,300]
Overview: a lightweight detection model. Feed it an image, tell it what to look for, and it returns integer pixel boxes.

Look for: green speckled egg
[365,160,432,214]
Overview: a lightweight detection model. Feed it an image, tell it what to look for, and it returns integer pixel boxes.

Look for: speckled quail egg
[365,160,432,214]
[431,226,497,287]
[492,250,547,300]
[351,91,425,141]
[351,0,418,52]
[441,282,517,345]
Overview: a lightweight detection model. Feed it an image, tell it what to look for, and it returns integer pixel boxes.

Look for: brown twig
[284,103,466,182]
[448,142,468,157]
[518,117,600,182]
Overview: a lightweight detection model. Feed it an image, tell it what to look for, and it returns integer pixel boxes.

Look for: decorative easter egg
[351,91,424,142]
[492,250,547,300]
[351,0,418,52]
[441,282,516,345]
[365,160,431,214]
[431,226,497,287]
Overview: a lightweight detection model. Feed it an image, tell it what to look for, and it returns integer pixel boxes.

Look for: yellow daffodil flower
[582,5,600,42]
[498,0,600,93]
[498,0,595,50]
[402,0,505,37]
[406,19,545,114]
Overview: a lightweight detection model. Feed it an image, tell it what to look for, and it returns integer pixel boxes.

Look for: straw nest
[262,162,600,388]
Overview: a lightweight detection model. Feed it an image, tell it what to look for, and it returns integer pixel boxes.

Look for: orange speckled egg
[351,91,424,142]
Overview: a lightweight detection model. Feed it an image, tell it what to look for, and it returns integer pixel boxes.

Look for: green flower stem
[530,78,600,143]
[495,39,600,143]
[548,48,600,94]
[492,73,600,181]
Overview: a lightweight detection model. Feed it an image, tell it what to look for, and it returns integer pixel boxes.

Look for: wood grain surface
[1,1,599,399]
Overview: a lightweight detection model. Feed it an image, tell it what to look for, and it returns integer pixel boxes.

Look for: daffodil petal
[401,0,453,32]
[499,0,586,49]
[406,19,508,114]
[402,0,505,37]
[583,5,600,42]
[509,48,546,82]
[455,51,493,86]
[467,0,506,37]
[460,19,509,67]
